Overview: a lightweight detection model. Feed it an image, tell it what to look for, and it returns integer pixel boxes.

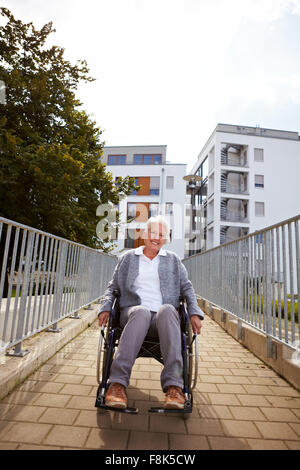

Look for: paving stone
[198,405,232,420]
[2,391,41,405]
[53,374,84,384]
[17,444,61,450]
[34,393,71,408]
[38,407,80,425]
[285,440,300,450]
[128,431,169,450]
[29,381,64,394]
[255,422,300,440]
[3,405,46,422]
[43,424,90,447]
[169,434,210,450]
[3,422,52,444]
[59,384,93,396]
[74,409,111,428]
[236,394,271,407]
[85,428,129,449]
[220,419,261,438]
[208,436,249,450]
[265,396,300,409]
[208,393,241,406]
[229,406,266,421]
[216,384,247,394]
[260,407,300,422]
[65,395,95,410]
[0,443,18,449]
[150,415,186,434]
[289,422,300,437]
[247,438,289,450]
[186,418,224,436]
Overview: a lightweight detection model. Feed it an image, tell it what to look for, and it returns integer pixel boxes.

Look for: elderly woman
[98,215,204,410]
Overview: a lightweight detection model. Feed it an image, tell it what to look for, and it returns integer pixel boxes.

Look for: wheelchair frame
[95,291,199,416]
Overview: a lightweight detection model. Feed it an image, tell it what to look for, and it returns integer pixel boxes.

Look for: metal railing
[0,217,117,356]
[183,214,300,356]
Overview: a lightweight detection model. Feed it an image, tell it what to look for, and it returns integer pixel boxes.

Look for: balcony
[220,225,249,244]
[221,144,248,168]
[221,198,249,224]
[221,183,249,195]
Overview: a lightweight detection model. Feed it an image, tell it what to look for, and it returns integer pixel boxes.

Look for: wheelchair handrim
[191,335,199,390]
[96,326,105,384]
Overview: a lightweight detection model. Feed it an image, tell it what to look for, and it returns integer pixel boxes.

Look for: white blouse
[134,245,166,312]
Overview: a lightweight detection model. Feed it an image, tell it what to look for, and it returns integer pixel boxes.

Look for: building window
[150,176,160,195]
[133,154,162,164]
[196,157,208,180]
[166,176,174,189]
[255,175,264,188]
[108,155,127,165]
[130,177,139,195]
[255,202,265,217]
[254,148,264,162]
[125,229,135,248]
[127,203,149,221]
[165,202,173,215]
[127,203,136,220]
[149,203,159,217]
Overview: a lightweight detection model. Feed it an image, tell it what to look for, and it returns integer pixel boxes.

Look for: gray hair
[144,215,170,242]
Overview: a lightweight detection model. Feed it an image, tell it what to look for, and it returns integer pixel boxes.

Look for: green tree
[0,7,137,250]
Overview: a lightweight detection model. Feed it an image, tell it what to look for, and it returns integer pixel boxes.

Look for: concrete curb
[0,305,99,401]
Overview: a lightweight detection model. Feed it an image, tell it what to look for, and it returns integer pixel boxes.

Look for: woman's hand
[98,311,110,327]
[190,315,202,335]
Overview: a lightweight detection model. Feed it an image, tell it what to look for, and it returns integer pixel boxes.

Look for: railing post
[265,230,276,358]
[47,240,67,333]
[237,242,244,340]
[7,231,35,356]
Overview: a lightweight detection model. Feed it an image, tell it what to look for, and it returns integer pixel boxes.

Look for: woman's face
[143,223,167,253]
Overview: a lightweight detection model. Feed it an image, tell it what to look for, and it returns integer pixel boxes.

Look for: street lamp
[183,175,202,256]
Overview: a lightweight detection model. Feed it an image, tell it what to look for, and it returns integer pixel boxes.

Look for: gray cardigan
[98,249,204,320]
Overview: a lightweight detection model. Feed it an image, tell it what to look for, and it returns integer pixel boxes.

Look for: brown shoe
[164,386,185,409]
[105,383,127,409]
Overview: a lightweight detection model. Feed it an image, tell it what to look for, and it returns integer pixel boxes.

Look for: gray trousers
[108,304,184,392]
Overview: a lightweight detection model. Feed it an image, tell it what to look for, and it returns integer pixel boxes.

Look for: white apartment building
[101,145,187,259]
[190,123,300,252]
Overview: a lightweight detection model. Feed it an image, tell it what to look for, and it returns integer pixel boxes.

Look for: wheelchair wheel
[96,324,117,386]
[188,323,199,390]
[96,326,105,384]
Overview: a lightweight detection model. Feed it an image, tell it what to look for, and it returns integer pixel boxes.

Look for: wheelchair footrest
[95,399,138,414]
[148,406,192,414]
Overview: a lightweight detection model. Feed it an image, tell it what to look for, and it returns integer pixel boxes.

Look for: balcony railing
[221,184,249,195]
[221,214,249,223]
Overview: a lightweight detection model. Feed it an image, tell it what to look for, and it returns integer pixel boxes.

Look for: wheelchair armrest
[110,289,121,328]
[178,297,189,332]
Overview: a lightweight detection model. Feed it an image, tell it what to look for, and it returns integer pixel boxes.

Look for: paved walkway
[0,315,300,450]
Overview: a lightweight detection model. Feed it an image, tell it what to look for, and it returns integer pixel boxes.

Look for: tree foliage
[0,7,136,250]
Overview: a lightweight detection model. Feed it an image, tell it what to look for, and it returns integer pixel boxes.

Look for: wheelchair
[95,290,199,417]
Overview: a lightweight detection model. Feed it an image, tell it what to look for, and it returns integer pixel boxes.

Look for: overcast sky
[2,0,300,170]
